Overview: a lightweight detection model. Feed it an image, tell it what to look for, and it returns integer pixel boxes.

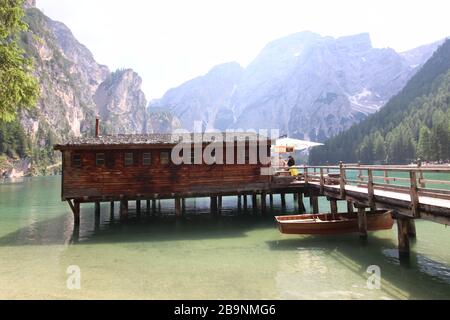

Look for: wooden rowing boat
[275,210,394,235]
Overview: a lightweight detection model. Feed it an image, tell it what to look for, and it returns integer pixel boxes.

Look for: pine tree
[417,126,431,161]
[372,132,386,163]
[0,0,39,122]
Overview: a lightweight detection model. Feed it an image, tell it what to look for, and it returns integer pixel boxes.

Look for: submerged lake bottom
[0,177,449,299]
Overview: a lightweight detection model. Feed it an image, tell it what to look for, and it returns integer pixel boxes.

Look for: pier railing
[274,164,450,218]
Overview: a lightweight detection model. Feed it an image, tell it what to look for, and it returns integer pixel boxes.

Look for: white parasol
[273,137,323,152]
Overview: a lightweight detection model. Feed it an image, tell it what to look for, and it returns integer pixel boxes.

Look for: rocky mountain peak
[24,0,36,8]
[335,33,372,52]
[151,32,443,141]
[208,62,244,77]
[94,69,149,134]
[49,20,110,95]
[400,39,446,68]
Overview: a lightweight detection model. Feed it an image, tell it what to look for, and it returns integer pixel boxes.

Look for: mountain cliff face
[400,40,445,68]
[151,32,441,140]
[20,8,101,147]
[151,62,244,131]
[94,69,149,134]
[49,20,110,96]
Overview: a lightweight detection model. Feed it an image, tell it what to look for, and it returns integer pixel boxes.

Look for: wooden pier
[54,130,449,258]
[271,163,450,257]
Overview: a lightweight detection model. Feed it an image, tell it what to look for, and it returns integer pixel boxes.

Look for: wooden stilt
[175,198,182,217]
[75,201,81,226]
[110,201,115,217]
[252,194,258,212]
[94,201,101,229]
[68,200,81,227]
[357,207,368,238]
[158,200,162,214]
[120,200,128,219]
[270,194,274,208]
[298,194,306,213]
[182,198,186,214]
[95,201,101,217]
[218,196,223,214]
[243,195,248,212]
[136,200,141,214]
[95,216,100,229]
[146,200,151,213]
[293,194,299,211]
[152,199,157,215]
[261,193,267,213]
[312,197,319,214]
[347,201,354,213]
[281,193,286,208]
[211,197,218,215]
[407,219,417,238]
[238,196,242,212]
[330,199,338,216]
[397,218,411,257]
[71,225,80,244]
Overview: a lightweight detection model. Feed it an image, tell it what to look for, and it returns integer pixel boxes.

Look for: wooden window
[124,153,134,167]
[160,151,170,165]
[72,154,82,168]
[106,152,115,168]
[96,153,105,166]
[143,152,152,166]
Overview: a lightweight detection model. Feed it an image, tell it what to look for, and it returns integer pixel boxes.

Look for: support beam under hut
[136,200,141,214]
[211,197,218,215]
[120,200,129,219]
[252,194,258,213]
[218,196,223,214]
[175,198,182,217]
[67,200,81,227]
[281,193,287,208]
[261,193,267,213]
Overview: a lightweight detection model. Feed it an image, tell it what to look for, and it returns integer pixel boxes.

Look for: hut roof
[54,132,272,150]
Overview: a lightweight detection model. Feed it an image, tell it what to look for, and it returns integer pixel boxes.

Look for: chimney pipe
[95,118,100,138]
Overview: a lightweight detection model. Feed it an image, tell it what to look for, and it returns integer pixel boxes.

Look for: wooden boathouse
[54,127,273,225]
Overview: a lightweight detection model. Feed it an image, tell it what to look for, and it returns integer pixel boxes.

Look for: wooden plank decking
[308,181,450,224]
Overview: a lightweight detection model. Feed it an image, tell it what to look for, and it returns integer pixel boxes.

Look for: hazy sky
[37,0,450,100]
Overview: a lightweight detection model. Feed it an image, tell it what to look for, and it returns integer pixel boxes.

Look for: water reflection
[269,236,450,299]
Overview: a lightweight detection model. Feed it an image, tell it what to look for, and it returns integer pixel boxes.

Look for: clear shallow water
[0,176,449,300]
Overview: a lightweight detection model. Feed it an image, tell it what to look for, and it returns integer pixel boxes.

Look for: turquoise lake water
[0,176,449,299]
